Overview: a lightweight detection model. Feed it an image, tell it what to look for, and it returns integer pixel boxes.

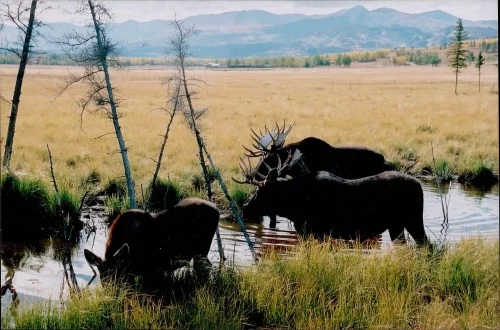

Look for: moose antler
[274,120,295,147]
[232,157,271,186]
[233,149,303,186]
[274,148,302,177]
[243,120,295,158]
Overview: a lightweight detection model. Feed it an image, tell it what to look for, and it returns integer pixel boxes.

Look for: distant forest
[1,38,497,68]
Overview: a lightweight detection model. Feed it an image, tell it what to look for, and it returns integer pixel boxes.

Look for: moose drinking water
[235,150,430,246]
[84,197,219,289]
[241,121,394,227]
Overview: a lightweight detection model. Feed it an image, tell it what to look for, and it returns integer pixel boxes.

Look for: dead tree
[146,75,182,209]
[168,19,257,264]
[0,0,45,169]
[52,0,136,208]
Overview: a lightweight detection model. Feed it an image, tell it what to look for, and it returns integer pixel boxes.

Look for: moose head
[84,243,135,285]
[233,148,303,221]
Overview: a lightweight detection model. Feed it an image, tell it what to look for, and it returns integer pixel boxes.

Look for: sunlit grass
[0,64,498,206]
[2,238,498,329]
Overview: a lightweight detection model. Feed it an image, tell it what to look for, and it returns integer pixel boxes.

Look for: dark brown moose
[241,121,394,227]
[84,197,219,288]
[236,153,430,246]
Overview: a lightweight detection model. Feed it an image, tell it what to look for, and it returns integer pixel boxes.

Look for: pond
[1,181,498,310]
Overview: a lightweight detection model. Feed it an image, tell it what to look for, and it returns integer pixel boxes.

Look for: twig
[77,190,89,215]
[430,141,450,244]
[47,144,80,293]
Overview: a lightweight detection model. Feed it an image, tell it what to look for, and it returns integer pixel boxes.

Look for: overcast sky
[5,1,499,25]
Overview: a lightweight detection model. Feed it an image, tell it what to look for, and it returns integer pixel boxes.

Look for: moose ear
[112,243,130,260]
[84,249,103,269]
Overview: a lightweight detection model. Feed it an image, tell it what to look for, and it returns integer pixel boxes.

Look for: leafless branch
[47,144,80,293]
[92,131,115,140]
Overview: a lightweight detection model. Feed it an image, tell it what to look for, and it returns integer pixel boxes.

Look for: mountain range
[1,6,498,58]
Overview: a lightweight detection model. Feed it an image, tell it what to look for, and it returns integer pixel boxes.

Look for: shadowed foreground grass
[2,238,498,329]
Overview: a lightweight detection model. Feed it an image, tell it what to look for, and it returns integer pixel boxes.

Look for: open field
[0,64,498,200]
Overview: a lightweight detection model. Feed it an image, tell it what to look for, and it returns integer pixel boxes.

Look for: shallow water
[1,182,498,308]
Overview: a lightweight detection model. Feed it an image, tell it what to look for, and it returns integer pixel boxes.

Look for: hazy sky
[4,1,499,25]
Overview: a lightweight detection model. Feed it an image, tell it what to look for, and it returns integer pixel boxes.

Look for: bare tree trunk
[88,0,136,208]
[179,63,213,200]
[201,140,257,263]
[178,59,225,263]
[478,68,481,92]
[2,0,37,169]
[455,70,458,95]
[147,82,180,209]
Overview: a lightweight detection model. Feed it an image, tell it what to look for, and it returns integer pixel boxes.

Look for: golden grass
[0,64,498,198]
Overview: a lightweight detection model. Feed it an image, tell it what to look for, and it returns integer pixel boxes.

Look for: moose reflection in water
[235,149,430,246]
[242,121,394,227]
[84,197,219,291]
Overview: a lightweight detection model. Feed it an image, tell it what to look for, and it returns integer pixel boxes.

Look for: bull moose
[84,197,219,289]
[240,121,394,227]
[244,121,393,180]
[236,152,430,246]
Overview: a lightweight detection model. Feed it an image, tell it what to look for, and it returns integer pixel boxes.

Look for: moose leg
[388,227,407,245]
[269,213,277,228]
[405,219,430,247]
[193,255,212,281]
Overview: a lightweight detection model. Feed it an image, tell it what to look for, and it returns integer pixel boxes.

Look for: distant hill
[1,6,497,58]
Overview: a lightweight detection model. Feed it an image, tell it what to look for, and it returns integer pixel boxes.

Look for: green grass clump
[395,145,417,162]
[229,184,253,210]
[80,169,102,188]
[190,169,217,193]
[99,178,128,198]
[4,238,498,329]
[145,177,183,212]
[458,160,498,187]
[1,173,84,272]
[416,124,436,133]
[1,173,53,241]
[1,173,82,240]
[433,159,455,182]
[104,194,131,222]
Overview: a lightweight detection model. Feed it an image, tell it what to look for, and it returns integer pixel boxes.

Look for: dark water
[2,182,498,306]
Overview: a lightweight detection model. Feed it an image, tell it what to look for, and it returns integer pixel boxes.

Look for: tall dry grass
[0,64,498,201]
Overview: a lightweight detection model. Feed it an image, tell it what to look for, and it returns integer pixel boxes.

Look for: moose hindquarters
[166,198,220,263]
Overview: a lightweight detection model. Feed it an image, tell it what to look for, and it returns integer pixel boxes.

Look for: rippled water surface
[2,182,498,308]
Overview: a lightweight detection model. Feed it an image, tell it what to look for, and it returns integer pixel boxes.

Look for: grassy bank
[2,238,498,329]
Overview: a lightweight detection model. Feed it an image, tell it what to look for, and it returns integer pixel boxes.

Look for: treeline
[225,54,332,68]
[225,49,390,68]
[1,39,494,68]
[465,39,498,53]
[392,50,441,66]
[0,53,213,67]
